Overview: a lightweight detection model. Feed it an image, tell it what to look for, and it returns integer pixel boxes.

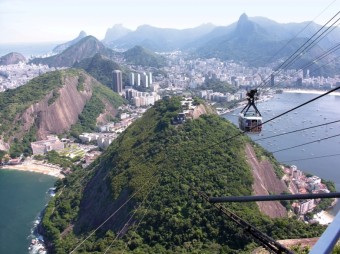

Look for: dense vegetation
[74,53,130,88]
[69,79,125,138]
[0,71,63,137]
[0,69,124,156]
[123,45,167,68]
[200,76,237,94]
[9,126,37,157]
[41,97,325,253]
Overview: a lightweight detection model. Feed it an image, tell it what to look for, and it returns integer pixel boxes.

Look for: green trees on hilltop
[70,80,125,138]
[41,97,325,253]
[0,71,62,136]
[0,68,124,156]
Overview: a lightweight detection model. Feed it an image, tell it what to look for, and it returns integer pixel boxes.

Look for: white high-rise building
[136,73,141,86]
[148,72,153,85]
[142,72,149,87]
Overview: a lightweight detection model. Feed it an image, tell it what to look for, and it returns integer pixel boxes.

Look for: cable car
[238,89,262,133]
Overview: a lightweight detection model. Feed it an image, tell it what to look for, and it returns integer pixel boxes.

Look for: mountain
[123,45,166,67]
[0,52,26,65]
[105,23,216,51]
[40,97,324,253]
[30,36,118,67]
[74,53,130,88]
[0,69,124,156]
[103,24,132,44]
[250,17,340,50]
[52,31,87,54]
[196,13,327,68]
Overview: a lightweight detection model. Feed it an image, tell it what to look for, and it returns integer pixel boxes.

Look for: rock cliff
[20,73,93,139]
[0,69,124,150]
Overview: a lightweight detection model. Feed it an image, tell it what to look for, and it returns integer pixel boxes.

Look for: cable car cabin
[238,113,262,133]
[238,89,262,134]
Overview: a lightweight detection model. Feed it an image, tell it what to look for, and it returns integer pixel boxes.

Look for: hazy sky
[0,0,338,43]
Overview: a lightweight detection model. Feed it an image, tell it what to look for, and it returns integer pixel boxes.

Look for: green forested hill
[123,45,167,68]
[73,53,130,88]
[42,97,324,253]
[0,69,124,157]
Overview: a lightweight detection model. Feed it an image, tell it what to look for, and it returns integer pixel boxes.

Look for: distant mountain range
[100,14,340,72]
[103,24,132,45]
[103,23,216,51]
[28,13,340,75]
[31,35,167,70]
[102,14,340,52]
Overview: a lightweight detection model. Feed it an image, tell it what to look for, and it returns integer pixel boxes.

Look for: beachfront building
[31,136,65,155]
[294,199,315,215]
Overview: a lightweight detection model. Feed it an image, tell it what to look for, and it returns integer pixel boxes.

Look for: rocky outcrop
[0,69,123,150]
[245,144,288,218]
[0,52,26,65]
[193,103,215,119]
[20,74,93,139]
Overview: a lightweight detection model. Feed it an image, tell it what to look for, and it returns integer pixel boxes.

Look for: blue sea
[0,170,55,254]
[0,42,60,58]
[223,91,340,215]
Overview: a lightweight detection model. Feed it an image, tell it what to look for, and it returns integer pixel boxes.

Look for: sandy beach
[1,159,64,178]
[313,210,335,225]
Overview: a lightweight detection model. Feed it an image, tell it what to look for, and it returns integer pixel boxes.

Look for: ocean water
[223,92,340,215]
[0,42,60,58]
[0,170,55,254]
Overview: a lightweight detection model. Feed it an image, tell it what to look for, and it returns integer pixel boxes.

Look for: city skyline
[0,0,338,43]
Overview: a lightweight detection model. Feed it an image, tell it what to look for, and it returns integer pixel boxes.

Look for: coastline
[313,210,335,225]
[1,159,64,178]
[283,88,340,96]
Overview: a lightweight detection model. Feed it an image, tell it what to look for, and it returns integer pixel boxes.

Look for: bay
[0,170,55,254]
[223,92,340,215]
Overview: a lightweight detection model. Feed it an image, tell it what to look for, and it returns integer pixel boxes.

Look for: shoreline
[283,88,340,96]
[313,210,335,225]
[1,160,64,178]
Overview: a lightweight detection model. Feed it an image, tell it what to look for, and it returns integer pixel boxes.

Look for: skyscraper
[136,73,141,86]
[112,70,123,94]
[129,73,135,86]
[142,72,149,88]
[148,72,153,85]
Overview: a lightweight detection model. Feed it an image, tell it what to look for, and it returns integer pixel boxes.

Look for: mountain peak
[239,13,249,22]
[78,30,87,37]
[235,13,256,37]
[31,35,115,67]
[103,24,132,43]
[53,31,88,54]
